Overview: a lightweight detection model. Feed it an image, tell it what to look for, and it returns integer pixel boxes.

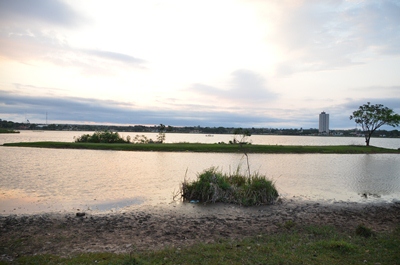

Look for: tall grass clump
[181,167,278,206]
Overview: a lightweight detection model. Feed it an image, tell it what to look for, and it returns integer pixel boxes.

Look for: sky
[0,0,399,129]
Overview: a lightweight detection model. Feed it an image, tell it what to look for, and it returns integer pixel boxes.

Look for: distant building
[319,111,329,134]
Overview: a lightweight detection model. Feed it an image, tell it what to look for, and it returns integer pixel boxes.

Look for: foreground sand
[1,199,399,260]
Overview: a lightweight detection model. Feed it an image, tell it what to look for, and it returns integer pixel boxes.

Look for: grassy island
[2,141,399,153]
[181,167,279,206]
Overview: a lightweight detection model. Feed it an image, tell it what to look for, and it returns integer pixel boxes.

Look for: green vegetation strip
[8,225,400,265]
[0,129,19,133]
[3,141,400,153]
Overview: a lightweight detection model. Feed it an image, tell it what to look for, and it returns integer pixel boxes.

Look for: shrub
[74,131,128,143]
[355,224,374,238]
[181,167,278,206]
[239,174,279,206]
[132,134,150,144]
[283,220,296,230]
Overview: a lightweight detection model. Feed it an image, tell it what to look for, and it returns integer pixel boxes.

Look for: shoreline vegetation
[3,141,400,153]
[0,128,19,133]
[2,118,400,138]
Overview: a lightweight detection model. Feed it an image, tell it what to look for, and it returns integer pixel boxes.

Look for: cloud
[350,0,400,55]
[2,89,399,129]
[0,28,146,72]
[191,70,278,105]
[0,0,87,27]
[352,85,400,95]
[0,89,289,127]
[336,85,400,116]
[271,0,400,75]
[341,97,400,114]
[0,0,145,72]
[82,50,146,65]
[0,29,68,61]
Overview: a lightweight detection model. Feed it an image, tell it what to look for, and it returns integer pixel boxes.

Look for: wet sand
[1,199,399,261]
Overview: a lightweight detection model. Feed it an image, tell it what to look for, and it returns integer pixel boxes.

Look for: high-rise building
[319,111,329,133]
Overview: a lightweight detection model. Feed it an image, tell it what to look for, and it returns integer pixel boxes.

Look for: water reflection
[348,155,400,200]
[1,131,400,215]
[89,198,144,211]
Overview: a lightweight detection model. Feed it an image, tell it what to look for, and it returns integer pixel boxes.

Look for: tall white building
[319,111,329,134]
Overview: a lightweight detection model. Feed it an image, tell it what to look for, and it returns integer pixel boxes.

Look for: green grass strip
[3,141,400,153]
[0,129,19,133]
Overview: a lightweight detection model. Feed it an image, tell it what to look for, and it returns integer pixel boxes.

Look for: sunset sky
[1,0,399,129]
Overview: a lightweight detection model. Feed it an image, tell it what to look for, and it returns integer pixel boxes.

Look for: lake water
[1,131,400,215]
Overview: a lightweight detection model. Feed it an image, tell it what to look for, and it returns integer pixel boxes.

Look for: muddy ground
[1,199,399,261]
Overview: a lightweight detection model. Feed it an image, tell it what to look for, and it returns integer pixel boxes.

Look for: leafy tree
[350,102,400,146]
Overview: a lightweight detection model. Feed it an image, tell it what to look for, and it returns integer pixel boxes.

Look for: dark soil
[1,200,399,261]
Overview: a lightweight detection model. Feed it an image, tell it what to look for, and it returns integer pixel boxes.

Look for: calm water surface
[1,130,400,149]
[1,131,399,215]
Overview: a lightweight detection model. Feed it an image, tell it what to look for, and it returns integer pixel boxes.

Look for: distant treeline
[1,118,399,138]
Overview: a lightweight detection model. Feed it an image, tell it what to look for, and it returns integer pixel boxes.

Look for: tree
[350,102,400,146]
[156,124,166,143]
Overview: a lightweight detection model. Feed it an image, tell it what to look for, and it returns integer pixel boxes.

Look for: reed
[181,167,278,206]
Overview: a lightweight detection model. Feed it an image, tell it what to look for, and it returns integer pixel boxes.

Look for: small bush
[75,130,128,143]
[283,220,296,230]
[181,167,278,206]
[355,224,374,238]
[132,134,150,144]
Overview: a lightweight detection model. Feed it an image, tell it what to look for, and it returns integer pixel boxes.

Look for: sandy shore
[1,199,399,261]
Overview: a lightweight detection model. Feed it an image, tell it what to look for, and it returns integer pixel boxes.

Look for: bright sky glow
[0,0,399,129]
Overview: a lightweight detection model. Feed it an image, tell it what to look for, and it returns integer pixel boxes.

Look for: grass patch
[10,253,143,265]
[313,240,357,254]
[181,167,278,206]
[6,225,400,265]
[3,142,399,154]
[0,129,19,133]
[283,220,296,230]
[355,224,374,238]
